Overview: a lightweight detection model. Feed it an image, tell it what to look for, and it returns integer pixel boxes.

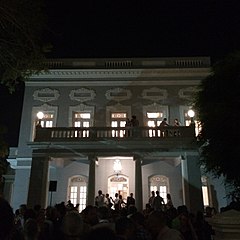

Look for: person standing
[126,193,135,209]
[111,193,120,211]
[125,118,132,137]
[174,118,181,136]
[174,118,181,126]
[131,115,139,127]
[159,118,169,137]
[95,190,105,207]
[104,193,113,210]
[148,191,155,208]
[166,193,174,210]
[152,190,165,211]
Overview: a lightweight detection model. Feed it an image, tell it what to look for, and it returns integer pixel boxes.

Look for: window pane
[147,112,162,118]
[148,120,155,127]
[75,121,81,127]
[75,113,91,119]
[202,186,209,206]
[111,121,117,127]
[111,113,127,118]
[46,121,53,127]
[83,121,90,127]
[159,186,167,202]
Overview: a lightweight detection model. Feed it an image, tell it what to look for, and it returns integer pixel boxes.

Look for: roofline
[44,56,211,69]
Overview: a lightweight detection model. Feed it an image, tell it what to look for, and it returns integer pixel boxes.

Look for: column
[87,157,96,206]
[181,153,204,213]
[27,152,49,209]
[135,158,143,211]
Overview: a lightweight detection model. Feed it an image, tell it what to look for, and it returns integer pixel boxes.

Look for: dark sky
[1,0,240,147]
[45,1,240,61]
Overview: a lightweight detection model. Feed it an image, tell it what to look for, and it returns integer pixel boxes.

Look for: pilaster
[135,157,143,211]
[27,152,49,208]
[87,156,96,206]
[181,153,204,213]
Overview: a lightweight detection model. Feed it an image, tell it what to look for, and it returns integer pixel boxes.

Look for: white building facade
[5,57,228,213]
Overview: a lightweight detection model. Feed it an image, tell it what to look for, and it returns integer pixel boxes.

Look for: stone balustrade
[208,209,240,240]
[34,126,195,142]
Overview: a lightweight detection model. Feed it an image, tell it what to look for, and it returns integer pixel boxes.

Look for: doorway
[108,175,129,201]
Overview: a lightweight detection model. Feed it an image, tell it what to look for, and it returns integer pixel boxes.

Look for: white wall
[142,160,183,208]
[12,169,31,211]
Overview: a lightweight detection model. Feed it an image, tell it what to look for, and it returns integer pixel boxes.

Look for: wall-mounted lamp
[36,111,44,128]
[187,109,195,125]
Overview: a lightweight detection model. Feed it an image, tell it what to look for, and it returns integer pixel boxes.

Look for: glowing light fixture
[37,111,44,120]
[187,109,195,125]
[113,159,122,173]
[187,109,195,118]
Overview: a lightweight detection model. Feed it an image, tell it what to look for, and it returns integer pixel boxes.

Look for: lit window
[202,186,209,206]
[73,112,91,137]
[201,176,210,207]
[111,113,127,119]
[147,112,162,119]
[37,111,54,128]
[75,113,91,119]
[149,175,169,203]
[69,177,87,212]
[111,112,127,137]
[146,112,163,137]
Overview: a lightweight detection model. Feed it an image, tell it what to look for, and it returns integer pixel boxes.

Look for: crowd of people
[0,190,216,240]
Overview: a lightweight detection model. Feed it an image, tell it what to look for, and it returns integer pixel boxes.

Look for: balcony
[35,126,195,141]
[32,126,197,155]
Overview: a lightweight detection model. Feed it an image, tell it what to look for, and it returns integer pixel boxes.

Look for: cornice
[29,68,210,80]
[26,80,203,87]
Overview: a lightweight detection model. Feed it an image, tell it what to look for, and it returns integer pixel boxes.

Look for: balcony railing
[35,126,195,142]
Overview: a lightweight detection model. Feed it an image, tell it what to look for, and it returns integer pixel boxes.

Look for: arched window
[68,175,87,212]
[149,175,169,203]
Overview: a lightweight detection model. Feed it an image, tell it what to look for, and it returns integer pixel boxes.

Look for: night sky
[1,0,240,146]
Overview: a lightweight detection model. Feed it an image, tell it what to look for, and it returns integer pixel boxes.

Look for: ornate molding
[69,88,96,102]
[178,87,198,100]
[33,88,60,102]
[105,87,132,102]
[142,87,168,101]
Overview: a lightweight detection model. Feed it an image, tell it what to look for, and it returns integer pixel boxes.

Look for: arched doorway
[149,175,169,203]
[68,175,87,212]
[108,175,129,201]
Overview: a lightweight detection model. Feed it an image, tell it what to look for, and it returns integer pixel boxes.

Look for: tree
[194,52,240,196]
[0,0,49,92]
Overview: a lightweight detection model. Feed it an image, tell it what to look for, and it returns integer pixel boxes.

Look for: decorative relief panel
[142,87,168,101]
[105,87,132,102]
[178,87,198,100]
[69,88,96,102]
[33,88,60,102]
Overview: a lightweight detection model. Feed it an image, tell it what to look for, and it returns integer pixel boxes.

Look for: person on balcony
[174,119,181,136]
[174,119,181,126]
[159,118,169,137]
[125,118,132,137]
[131,115,139,127]
[131,115,139,137]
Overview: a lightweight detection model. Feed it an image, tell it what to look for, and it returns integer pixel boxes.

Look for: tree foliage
[194,52,240,190]
[0,0,49,92]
